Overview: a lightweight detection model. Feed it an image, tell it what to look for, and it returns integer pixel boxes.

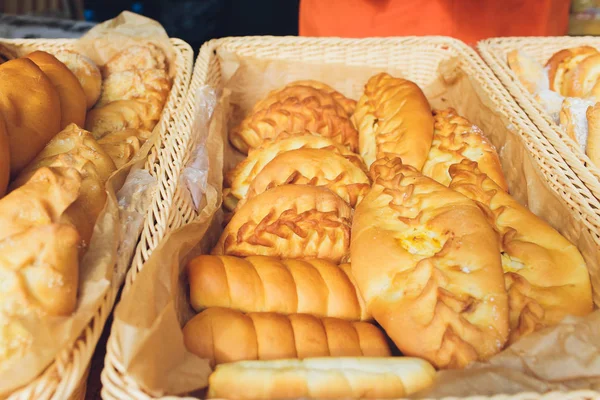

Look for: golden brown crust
[53,50,102,110]
[352,73,434,169]
[213,185,352,263]
[506,50,548,94]
[545,46,598,95]
[85,99,159,139]
[188,255,369,320]
[562,53,600,98]
[0,114,9,197]
[97,68,171,112]
[586,102,600,167]
[97,128,152,168]
[0,44,17,64]
[239,148,370,209]
[559,97,595,152]
[449,160,593,343]
[422,108,508,191]
[102,43,168,76]
[351,155,509,369]
[182,307,390,367]
[224,132,366,211]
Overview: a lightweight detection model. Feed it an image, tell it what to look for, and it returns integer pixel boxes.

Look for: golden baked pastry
[25,51,87,129]
[559,97,596,153]
[224,132,366,211]
[0,43,17,64]
[0,115,9,197]
[230,95,358,155]
[352,73,434,169]
[188,255,369,320]
[546,46,598,95]
[102,43,168,76]
[351,155,509,369]
[507,50,549,94]
[96,68,171,111]
[207,357,435,400]
[53,50,102,110]
[239,148,370,209]
[85,99,158,139]
[213,185,352,263]
[562,53,600,98]
[422,108,508,190]
[98,128,152,168]
[183,307,390,367]
[0,58,61,176]
[586,102,600,166]
[449,160,593,343]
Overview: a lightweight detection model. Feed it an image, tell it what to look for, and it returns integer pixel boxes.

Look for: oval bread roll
[0,58,61,176]
[102,43,168,76]
[0,115,9,197]
[25,51,87,129]
[213,185,353,263]
[224,132,366,211]
[449,160,593,343]
[352,73,434,169]
[351,155,509,369]
[53,50,102,109]
[85,99,158,139]
[183,307,390,367]
[240,148,370,209]
[422,108,507,190]
[188,255,369,320]
[207,357,436,400]
[96,68,171,111]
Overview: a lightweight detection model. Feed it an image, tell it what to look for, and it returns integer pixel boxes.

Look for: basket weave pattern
[1,38,193,400]
[102,36,600,400]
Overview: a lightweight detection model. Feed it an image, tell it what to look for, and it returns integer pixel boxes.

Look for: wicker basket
[477,37,600,204]
[101,36,600,400]
[1,38,194,400]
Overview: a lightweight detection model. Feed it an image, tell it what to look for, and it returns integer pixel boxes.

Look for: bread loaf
[224,132,366,211]
[25,51,87,129]
[85,99,158,139]
[546,46,598,95]
[102,43,168,76]
[0,115,9,197]
[98,128,152,168]
[53,50,102,109]
[188,255,369,320]
[449,160,593,343]
[213,185,352,263]
[0,58,61,176]
[351,155,509,369]
[422,108,507,190]
[239,148,370,209]
[207,357,436,399]
[587,102,600,166]
[183,307,390,367]
[352,73,434,168]
[507,50,549,94]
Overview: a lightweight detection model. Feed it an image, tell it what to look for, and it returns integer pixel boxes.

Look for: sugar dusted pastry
[449,160,593,343]
[507,49,549,94]
[546,46,598,96]
[352,73,434,169]
[422,108,507,190]
[102,43,168,76]
[559,97,596,153]
[534,89,564,124]
[97,68,171,111]
[213,185,352,263]
[351,155,509,369]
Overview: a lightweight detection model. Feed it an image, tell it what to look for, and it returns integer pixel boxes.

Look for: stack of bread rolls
[184,74,594,399]
[508,47,600,167]
[0,42,172,366]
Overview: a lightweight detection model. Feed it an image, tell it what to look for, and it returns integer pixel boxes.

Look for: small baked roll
[586,103,600,167]
[53,50,102,109]
[85,99,158,139]
[534,89,565,124]
[102,43,168,76]
[225,132,366,211]
[351,155,509,369]
[422,108,507,190]
[213,185,352,263]
[559,97,596,153]
[230,96,358,155]
[98,128,152,168]
[507,49,549,94]
[449,160,593,343]
[239,148,370,209]
[25,51,87,129]
[352,73,434,169]
[546,46,598,95]
[0,43,17,64]
[96,68,171,110]
[183,307,390,367]
[0,115,9,197]
[0,58,61,176]
[562,53,600,98]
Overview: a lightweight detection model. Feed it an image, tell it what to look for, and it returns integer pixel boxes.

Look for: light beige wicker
[477,37,600,204]
[101,36,600,400]
[1,38,193,400]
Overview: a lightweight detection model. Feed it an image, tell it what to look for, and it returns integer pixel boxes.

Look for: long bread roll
[183,307,390,367]
[188,255,369,320]
[207,357,436,399]
[351,155,509,369]
[449,160,593,343]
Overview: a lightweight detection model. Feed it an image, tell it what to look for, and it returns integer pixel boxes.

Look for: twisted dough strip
[188,255,370,320]
[351,155,509,369]
[183,307,390,367]
[449,160,593,343]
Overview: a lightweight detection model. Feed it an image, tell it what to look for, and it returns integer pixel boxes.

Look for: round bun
[0,115,8,197]
[0,58,61,176]
[25,51,87,129]
[53,50,102,110]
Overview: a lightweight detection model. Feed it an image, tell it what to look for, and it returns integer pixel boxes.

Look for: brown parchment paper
[0,12,176,396]
[109,47,600,398]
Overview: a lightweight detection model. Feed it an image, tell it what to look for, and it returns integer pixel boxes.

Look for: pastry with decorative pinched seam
[98,128,152,168]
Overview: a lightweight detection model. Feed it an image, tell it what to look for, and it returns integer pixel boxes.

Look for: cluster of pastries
[508,47,600,166]
[183,75,593,399]
[0,43,171,364]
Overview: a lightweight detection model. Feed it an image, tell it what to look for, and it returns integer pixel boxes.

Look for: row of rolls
[180,74,594,399]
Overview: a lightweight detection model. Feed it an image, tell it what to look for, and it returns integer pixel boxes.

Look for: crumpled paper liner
[109,48,600,398]
[0,12,174,396]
